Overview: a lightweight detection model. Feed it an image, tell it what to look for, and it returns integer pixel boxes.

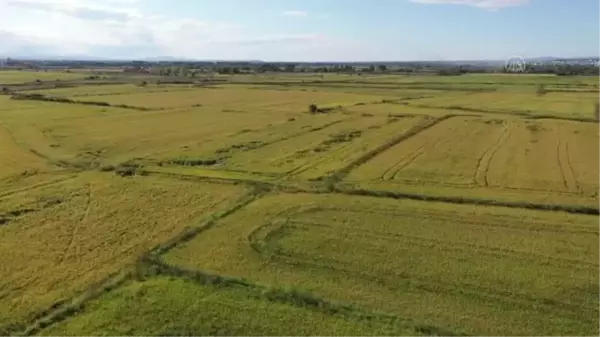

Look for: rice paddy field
[0,70,87,85]
[0,70,598,336]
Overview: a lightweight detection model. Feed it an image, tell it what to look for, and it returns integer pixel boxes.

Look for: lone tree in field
[308,104,318,114]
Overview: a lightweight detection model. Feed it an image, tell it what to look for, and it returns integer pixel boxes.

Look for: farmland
[0,70,598,336]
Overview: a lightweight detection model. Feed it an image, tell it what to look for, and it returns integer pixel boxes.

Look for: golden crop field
[190,115,427,180]
[73,87,385,110]
[0,72,598,336]
[345,115,599,207]
[0,173,248,332]
[407,90,600,119]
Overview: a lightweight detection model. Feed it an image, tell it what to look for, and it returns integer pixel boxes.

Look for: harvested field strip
[164,193,598,336]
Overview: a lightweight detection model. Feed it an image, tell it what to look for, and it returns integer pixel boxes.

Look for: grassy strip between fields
[333,185,600,215]
[13,186,264,336]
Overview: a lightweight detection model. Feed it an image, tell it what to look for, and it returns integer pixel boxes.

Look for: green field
[0,71,598,336]
[0,70,87,85]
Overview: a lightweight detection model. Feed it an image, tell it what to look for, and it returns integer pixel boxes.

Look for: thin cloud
[5,0,140,21]
[408,0,529,10]
[283,10,308,17]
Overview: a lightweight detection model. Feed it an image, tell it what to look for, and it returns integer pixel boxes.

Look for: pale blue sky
[0,0,597,61]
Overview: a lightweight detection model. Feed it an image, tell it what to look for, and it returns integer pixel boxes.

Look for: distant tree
[171,67,181,76]
[284,64,296,73]
[368,65,375,72]
[179,66,189,77]
[378,65,387,72]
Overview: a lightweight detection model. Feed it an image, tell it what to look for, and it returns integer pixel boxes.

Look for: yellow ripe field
[0,173,248,331]
[346,116,599,207]
[208,115,426,179]
[164,193,599,336]
[408,91,600,119]
[0,72,598,336]
[73,87,385,110]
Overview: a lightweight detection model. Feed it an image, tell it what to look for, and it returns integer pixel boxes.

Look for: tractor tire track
[56,183,92,265]
[473,123,512,187]
[390,139,443,181]
[556,124,582,194]
[379,144,425,181]
[331,115,458,183]
[555,130,573,192]
[565,143,582,194]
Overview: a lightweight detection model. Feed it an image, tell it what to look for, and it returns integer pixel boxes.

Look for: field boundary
[333,185,599,215]
[9,93,155,111]
[12,184,265,336]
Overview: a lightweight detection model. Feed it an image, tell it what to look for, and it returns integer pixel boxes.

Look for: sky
[0,0,598,61]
